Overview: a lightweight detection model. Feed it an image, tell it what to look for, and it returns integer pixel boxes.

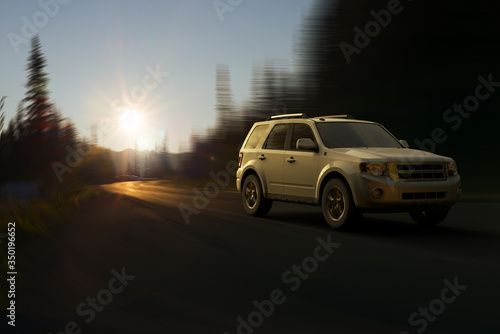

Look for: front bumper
[352,173,461,212]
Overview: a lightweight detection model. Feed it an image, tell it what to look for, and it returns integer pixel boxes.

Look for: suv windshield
[316,122,402,148]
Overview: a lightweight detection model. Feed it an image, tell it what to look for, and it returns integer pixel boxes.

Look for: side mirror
[400,139,409,148]
[297,138,317,151]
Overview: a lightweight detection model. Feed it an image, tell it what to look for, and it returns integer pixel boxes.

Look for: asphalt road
[7,181,500,334]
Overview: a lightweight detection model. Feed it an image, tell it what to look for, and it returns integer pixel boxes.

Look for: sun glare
[120,110,141,131]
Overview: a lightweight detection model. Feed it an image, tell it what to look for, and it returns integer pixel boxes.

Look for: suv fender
[241,166,268,196]
[316,163,360,207]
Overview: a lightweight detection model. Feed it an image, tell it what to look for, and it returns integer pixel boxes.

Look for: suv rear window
[244,125,269,149]
[264,124,289,150]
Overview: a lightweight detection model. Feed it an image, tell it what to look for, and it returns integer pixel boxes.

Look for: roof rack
[318,115,354,120]
[267,113,308,121]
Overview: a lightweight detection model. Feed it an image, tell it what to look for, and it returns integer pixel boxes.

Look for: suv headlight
[362,163,388,177]
[447,161,458,176]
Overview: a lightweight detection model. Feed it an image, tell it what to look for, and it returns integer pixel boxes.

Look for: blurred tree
[250,59,292,120]
[296,0,500,193]
[22,35,61,178]
[0,36,116,191]
[90,124,98,148]
[144,151,150,178]
[0,97,6,181]
[215,64,234,131]
[299,0,500,127]
[0,96,5,133]
[162,134,168,154]
[0,100,26,183]
[126,161,132,176]
[133,140,140,176]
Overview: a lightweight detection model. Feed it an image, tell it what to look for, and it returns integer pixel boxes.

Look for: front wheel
[321,179,361,229]
[410,209,449,226]
[242,174,273,216]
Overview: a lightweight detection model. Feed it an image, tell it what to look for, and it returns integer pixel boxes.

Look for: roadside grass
[0,185,100,235]
[0,185,100,307]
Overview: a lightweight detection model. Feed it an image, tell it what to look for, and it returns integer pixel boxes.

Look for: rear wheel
[321,179,361,229]
[410,209,449,226]
[242,174,273,216]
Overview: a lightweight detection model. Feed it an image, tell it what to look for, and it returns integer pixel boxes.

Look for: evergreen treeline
[3,0,499,196]
[181,59,309,180]
[0,36,115,195]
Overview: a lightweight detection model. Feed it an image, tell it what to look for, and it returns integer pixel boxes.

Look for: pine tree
[133,140,140,176]
[24,35,55,137]
[0,96,5,133]
[21,35,60,179]
[126,161,132,176]
[0,97,6,184]
[90,124,98,147]
[215,64,234,128]
[144,152,150,178]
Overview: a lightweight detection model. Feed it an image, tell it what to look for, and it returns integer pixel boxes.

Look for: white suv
[236,114,461,229]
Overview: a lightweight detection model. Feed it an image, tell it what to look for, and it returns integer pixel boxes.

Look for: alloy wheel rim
[245,181,257,209]
[416,210,429,217]
[327,186,345,221]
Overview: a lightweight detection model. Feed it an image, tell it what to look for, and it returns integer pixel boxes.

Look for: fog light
[371,188,385,199]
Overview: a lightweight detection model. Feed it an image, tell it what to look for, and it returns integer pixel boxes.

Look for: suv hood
[332,147,450,162]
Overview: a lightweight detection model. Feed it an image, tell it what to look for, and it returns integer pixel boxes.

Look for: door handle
[287,157,295,163]
[259,154,266,161]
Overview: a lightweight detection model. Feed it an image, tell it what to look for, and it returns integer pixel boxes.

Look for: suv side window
[244,125,269,149]
[263,124,289,150]
[291,123,316,149]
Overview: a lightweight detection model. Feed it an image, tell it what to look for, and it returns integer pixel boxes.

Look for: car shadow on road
[350,217,494,239]
[262,204,496,240]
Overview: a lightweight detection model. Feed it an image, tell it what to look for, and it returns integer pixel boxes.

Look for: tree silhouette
[215,64,234,132]
[0,36,116,191]
[133,140,140,176]
[24,36,53,131]
[126,161,132,176]
[18,35,63,180]
[0,97,5,133]
[144,152,150,178]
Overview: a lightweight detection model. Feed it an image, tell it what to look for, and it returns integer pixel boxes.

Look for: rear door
[283,123,319,198]
[259,123,290,195]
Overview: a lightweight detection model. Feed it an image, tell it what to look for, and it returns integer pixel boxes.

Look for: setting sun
[120,109,142,132]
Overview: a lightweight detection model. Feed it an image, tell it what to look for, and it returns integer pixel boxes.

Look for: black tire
[321,178,361,229]
[410,209,448,226]
[242,174,273,216]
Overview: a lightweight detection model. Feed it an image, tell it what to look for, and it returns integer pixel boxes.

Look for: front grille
[396,163,446,182]
[402,192,447,200]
